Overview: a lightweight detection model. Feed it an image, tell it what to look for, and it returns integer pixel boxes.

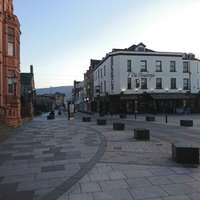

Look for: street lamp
[95,85,100,113]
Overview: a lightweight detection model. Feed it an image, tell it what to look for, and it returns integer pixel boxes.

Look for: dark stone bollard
[180,120,193,127]
[146,116,155,121]
[113,122,125,130]
[172,143,199,164]
[119,114,127,118]
[82,117,91,122]
[97,119,107,125]
[134,128,150,140]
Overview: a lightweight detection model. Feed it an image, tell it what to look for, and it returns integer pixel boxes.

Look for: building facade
[0,0,21,127]
[20,65,36,119]
[93,43,200,114]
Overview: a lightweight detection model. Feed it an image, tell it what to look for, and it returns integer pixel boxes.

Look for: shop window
[156,78,162,89]
[127,78,131,89]
[141,78,147,89]
[183,78,189,90]
[171,78,176,89]
[135,79,140,88]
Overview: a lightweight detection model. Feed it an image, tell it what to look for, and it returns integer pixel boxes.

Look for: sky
[13,0,200,89]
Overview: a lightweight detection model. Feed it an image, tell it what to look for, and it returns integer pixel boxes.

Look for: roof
[90,59,101,69]
[20,73,33,85]
[112,42,155,53]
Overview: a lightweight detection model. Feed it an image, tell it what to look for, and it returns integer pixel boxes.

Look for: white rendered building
[93,43,200,114]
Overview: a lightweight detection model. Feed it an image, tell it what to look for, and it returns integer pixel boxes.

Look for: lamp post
[134,88,138,119]
[95,85,100,113]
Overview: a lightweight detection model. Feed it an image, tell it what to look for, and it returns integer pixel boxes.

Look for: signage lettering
[128,71,155,81]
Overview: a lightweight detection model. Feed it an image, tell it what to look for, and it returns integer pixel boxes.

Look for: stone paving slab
[1,112,200,200]
[58,113,200,200]
[59,162,200,200]
[0,114,106,200]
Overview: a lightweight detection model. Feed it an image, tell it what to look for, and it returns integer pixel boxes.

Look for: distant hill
[36,86,73,100]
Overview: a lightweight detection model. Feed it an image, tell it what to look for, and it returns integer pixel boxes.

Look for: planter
[146,116,155,121]
[134,128,150,140]
[113,122,125,130]
[180,120,193,127]
[172,143,199,164]
[97,119,107,125]
[82,117,91,122]
[119,114,127,118]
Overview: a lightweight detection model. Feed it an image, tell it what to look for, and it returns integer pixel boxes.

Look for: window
[183,62,189,72]
[127,60,132,72]
[7,27,14,56]
[140,60,147,72]
[171,78,176,89]
[156,61,162,72]
[8,78,14,94]
[156,78,162,89]
[138,47,145,52]
[141,78,147,89]
[104,81,106,93]
[100,68,102,78]
[135,79,140,88]
[183,78,189,90]
[170,61,176,72]
[100,82,103,93]
[98,69,100,78]
[104,65,106,76]
[127,78,131,89]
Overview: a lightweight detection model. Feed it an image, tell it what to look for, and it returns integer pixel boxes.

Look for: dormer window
[136,43,146,52]
[138,47,145,52]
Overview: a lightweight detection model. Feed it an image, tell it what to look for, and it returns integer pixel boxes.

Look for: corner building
[93,43,200,114]
[0,0,21,127]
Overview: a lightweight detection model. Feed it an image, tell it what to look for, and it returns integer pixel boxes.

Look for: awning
[149,93,190,100]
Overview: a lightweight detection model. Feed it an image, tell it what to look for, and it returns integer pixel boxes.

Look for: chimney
[30,65,33,74]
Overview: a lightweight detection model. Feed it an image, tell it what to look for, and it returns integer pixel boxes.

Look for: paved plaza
[0,112,200,199]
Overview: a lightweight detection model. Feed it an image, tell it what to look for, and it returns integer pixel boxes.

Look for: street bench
[97,119,107,125]
[146,116,155,121]
[134,128,150,140]
[172,143,199,164]
[82,117,91,122]
[120,114,127,118]
[47,111,55,120]
[180,120,193,127]
[113,122,125,130]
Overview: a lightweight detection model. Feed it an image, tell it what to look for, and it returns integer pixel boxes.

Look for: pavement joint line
[42,125,107,200]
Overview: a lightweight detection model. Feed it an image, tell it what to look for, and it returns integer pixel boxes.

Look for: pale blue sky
[13,0,200,88]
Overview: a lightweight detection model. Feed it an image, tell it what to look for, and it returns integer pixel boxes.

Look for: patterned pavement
[0,113,106,200]
[1,112,200,200]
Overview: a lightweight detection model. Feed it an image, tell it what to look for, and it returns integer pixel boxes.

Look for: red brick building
[0,0,21,127]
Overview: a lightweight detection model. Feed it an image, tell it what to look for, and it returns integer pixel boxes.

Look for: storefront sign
[128,71,155,81]
[111,56,114,90]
